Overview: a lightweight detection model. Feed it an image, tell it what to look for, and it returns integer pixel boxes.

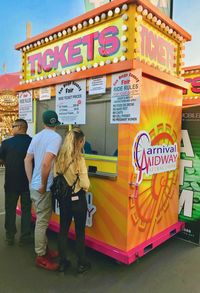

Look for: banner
[179,105,200,244]
[148,0,173,18]
[84,0,111,12]
[110,70,141,124]
[56,80,86,125]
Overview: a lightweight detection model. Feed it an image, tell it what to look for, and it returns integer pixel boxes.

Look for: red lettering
[42,49,54,72]
[98,26,120,57]
[157,37,165,65]
[183,78,192,95]
[28,53,42,75]
[53,44,68,69]
[67,38,83,66]
[192,77,200,93]
[27,25,121,77]
[140,25,175,70]
[140,26,147,55]
[183,77,200,95]
[82,32,99,61]
[146,31,157,60]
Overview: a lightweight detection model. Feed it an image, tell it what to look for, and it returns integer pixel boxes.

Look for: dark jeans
[5,191,32,240]
[58,189,87,265]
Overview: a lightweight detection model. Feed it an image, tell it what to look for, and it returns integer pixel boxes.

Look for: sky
[0,0,199,74]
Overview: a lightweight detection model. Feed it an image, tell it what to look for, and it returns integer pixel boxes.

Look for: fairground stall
[15,0,191,264]
[0,73,19,142]
[179,65,200,244]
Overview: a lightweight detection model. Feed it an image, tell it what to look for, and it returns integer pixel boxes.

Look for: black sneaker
[58,259,71,272]
[77,262,91,274]
[6,238,14,246]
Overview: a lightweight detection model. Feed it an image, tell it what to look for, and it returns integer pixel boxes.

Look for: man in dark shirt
[0,119,32,245]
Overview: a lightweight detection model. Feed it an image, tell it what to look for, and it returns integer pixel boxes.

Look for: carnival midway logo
[132,131,178,185]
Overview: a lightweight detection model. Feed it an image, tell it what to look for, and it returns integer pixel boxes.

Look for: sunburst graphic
[130,123,178,239]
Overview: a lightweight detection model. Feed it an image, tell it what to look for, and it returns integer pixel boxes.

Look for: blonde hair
[55,127,85,174]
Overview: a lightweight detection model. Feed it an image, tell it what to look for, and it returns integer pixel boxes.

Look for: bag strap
[71,174,79,193]
[56,160,74,176]
[56,160,79,193]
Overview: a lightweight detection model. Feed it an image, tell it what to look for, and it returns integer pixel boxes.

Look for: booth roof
[183,65,200,75]
[0,73,20,90]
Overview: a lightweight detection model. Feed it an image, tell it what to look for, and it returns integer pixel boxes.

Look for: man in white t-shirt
[25,110,62,271]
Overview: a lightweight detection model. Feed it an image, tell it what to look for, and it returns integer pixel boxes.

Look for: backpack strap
[56,160,74,177]
[71,175,79,193]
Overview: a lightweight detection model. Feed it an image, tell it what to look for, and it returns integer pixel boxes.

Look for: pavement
[0,168,199,293]
[0,212,200,293]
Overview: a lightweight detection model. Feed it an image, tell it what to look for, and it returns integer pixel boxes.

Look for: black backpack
[50,172,79,201]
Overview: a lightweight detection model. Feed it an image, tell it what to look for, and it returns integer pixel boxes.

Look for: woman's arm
[78,158,90,191]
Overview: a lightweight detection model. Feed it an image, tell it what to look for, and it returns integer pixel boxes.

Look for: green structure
[179,105,200,244]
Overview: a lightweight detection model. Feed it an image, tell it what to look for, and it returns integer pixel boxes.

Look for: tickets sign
[140,23,176,74]
[25,18,123,81]
[183,75,200,97]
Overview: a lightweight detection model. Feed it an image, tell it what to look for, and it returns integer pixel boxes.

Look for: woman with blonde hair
[54,127,90,273]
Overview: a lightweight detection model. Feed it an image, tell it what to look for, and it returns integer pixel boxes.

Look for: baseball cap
[42,110,61,127]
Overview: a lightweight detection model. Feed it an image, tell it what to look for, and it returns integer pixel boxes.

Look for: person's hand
[38,184,46,195]
[0,160,4,167]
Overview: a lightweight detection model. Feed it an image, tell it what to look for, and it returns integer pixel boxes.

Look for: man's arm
[24,153,34,183]
[39,152,56,194]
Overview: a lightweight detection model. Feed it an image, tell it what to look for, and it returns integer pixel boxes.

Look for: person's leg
[20,191,32,243]
[31,189,58,271]
[4,191,19,244]
[58,198,72,271]
[31,189,52,256]
[72,191,89,272]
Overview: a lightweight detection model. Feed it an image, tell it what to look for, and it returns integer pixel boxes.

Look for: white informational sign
[110,70,141,124]
[39,87,51,100]
[19,91,33,123]
[89,76,106,95]
[56,80,86,125]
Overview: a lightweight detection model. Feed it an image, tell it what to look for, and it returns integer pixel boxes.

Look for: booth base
[176,221,200,246]
[16,208,184,264]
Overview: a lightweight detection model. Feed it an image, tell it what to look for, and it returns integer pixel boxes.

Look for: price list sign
[56,80,86,125]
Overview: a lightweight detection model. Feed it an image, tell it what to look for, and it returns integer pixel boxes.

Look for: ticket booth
[15,0,191,264]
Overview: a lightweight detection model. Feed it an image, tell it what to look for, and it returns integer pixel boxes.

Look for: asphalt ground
[0,212,199,293]
[0,168,199,293]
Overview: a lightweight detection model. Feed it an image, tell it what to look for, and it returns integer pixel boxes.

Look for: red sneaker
[36,255,59,271]
[46,248,59,259]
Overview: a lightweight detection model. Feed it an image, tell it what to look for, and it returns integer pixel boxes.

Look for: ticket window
[81,93,118,157]
[36,92,118,177]
[81,92,118,178]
